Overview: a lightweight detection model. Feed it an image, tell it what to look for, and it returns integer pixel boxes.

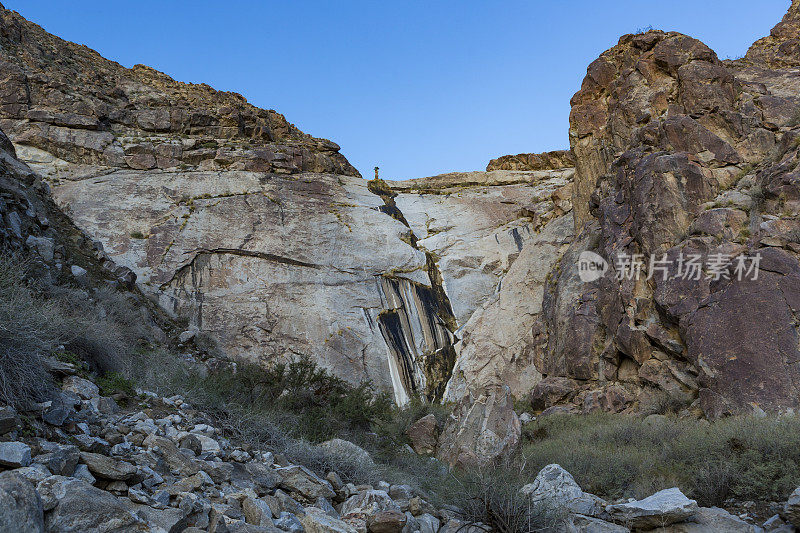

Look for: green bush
[147,357,395,444]
[520,413,800,505]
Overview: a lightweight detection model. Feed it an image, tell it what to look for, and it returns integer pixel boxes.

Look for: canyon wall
[0,4,574,408]
[5,0,800,422]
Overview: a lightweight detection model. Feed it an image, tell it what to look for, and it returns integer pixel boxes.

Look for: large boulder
[405,414,438,455]
[436,386,521,467]
[38,476,141,532]
[606,488,698,529]
[0,471,44,533]
[276,465,335,501]
[521,464,607,518]
[318,439,374,467]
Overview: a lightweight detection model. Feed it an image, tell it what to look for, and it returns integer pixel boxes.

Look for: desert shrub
[450,465,563,533]
[376,397,450,447]
[95,372,136,397]
[0,255,67,407]
[520,413,800,505]
[141,356,395,444]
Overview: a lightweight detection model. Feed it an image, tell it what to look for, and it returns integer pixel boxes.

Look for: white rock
[606,487,698,529]
[521,464,607,518]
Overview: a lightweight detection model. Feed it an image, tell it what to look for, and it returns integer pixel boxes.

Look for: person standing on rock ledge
[374,166,379,179]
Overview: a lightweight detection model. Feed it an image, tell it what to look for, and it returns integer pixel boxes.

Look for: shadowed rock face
[548,1,800,417]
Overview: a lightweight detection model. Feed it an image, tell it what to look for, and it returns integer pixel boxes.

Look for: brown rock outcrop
[0,7,356,177]
[546,2,800,417]
[486,149,575,171]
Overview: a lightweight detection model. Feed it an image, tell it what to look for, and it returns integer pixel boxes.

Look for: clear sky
[5,1,790,180]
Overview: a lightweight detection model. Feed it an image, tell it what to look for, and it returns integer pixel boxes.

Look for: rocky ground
[3,365,800,533]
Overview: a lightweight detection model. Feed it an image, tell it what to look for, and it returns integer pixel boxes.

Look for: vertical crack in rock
[368,178,458,404]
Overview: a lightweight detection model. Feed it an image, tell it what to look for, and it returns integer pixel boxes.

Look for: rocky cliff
[433,1,800,421]
[541,0,800,417]
[0,4,575,410]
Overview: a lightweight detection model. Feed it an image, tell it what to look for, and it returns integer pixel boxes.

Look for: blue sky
[6,1,789,179]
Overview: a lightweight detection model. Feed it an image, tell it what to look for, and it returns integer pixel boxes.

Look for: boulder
[36,443,79,476]
[342,490,401,520]
[0,442,32,467]
[367,510,406,533]
[651,506,758,532]
[319,439,374,467]
[784,486,800,527]
[62,376,100,400]
[276,465,335,500]
[38,476,140,532]
[521,464,607,518]
[0,471,44,533]
[275,512,305,533]
[0,406,20,434]
[300,506,358,533]
[405,415,437,455]
[243,496,276,527]
[566,514,630,532]
[436,386,521,467]
[606,488,698,529]
[78,451,137,481]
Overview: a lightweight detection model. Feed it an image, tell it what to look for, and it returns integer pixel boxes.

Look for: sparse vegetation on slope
[520,413,800,506]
